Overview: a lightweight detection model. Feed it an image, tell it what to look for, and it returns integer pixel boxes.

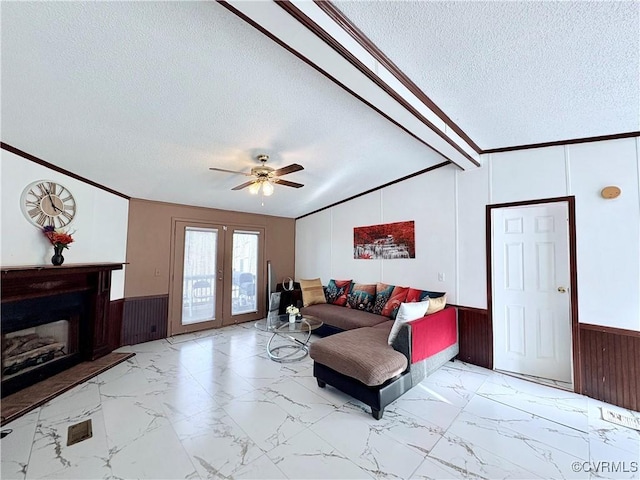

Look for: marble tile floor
[1,322,638,480]
[495,369,574,392]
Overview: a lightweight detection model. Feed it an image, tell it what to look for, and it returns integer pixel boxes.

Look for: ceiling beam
[220,0,481,170]
[312,0,481,155]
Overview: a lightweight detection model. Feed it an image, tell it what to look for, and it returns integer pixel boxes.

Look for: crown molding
[296,161,451,219]
[1,142,130,199]
[483,131,640,153]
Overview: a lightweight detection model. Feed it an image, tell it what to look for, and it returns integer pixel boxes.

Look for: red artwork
[353,221,415,259]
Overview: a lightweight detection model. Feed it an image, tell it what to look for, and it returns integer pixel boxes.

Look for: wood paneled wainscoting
[579,324,639,412]
[121,295,169,346]
[108,298,124,351]
[454,305,640,412]
[454,306,492,369]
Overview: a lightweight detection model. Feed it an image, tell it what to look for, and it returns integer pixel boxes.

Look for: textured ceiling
[333,0,640,149]
[1,1,445,218]
[2,1,638,218]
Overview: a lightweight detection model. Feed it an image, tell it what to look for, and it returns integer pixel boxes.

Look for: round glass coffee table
[254,314,323,363]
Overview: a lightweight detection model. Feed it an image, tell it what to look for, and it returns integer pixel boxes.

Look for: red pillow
[381,286,409,319]
[325,279,352,306]
[406,287,445,303]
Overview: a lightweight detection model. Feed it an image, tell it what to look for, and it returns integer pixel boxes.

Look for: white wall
[456,137,639,331]
[569,140,639,330]
[456,163,489,308]
[296,165,458,301]
[296,137,640,332]
[1,150,129,299]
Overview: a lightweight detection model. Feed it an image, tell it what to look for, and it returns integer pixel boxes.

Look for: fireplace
[3,320,76,377]
[1,263,123,397]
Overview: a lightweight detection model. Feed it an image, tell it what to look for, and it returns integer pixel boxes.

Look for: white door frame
[486,196,581,392]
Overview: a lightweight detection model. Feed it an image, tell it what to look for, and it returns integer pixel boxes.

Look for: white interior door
[492,202,572,383]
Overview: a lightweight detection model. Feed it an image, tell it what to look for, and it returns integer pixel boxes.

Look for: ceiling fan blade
[209,167,252,176]
[274,179,304,188]
[231,180,256,191]
[273,164,304,177]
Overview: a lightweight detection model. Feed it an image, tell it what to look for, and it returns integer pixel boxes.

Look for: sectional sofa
[299,279,459,419]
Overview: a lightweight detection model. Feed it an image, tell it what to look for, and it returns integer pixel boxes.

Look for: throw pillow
[347,283,377,312]
[372,283,394,315]
[426,294,447,314]
[405,287,446,303]
[381,285,410,319]
[325,279,352,306]
[299,278,327,307]
[388,300,430,345]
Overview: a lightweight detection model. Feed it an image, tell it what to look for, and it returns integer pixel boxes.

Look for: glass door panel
[231,231,259,315]
[170,221,223,336]
[182,227,217,325]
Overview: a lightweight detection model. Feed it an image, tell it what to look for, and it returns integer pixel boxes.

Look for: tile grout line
[473,391,589,436]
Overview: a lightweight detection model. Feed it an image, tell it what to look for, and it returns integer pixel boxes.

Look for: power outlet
[154,268,161,277]
[438,272,445,282]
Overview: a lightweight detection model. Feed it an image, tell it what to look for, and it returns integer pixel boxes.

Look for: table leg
[266,328,312,363]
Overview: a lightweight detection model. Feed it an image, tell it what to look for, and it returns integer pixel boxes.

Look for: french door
[169,221,265,336]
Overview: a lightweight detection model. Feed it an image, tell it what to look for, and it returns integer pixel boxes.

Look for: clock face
[21,180,76,228]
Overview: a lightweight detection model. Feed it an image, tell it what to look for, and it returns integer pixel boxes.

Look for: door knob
[557,286,567,293]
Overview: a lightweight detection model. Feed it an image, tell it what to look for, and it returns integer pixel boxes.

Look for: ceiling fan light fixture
[248,181,261,195]
[210,153,304,194]
[262,180,274,196]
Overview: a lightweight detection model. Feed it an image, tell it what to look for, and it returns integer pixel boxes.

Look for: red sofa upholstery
[409,306,457,363]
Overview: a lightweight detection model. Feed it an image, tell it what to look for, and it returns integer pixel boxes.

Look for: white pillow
[387,300,430,345]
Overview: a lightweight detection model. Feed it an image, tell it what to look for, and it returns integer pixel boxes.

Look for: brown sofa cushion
[371,321,393,333]
[301,303,387,330]
[309,327,408,386]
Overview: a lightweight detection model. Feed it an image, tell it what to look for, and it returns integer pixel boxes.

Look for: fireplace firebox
[1,263,123,397]
[3,319,76,377]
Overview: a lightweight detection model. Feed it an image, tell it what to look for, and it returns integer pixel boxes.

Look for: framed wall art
[354,221,415,259]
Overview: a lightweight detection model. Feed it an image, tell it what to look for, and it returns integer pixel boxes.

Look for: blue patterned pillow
[325,279,352,306]
[346,283,376,312]
[373,283,394,315]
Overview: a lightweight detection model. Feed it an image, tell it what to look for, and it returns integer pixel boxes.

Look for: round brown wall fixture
[601,186,621,199]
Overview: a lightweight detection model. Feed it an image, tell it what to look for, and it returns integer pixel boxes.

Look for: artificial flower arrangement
[285,305,300,316]
[43,225,74,249]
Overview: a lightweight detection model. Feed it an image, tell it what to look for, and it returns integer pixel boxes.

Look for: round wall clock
[21,180,77,228]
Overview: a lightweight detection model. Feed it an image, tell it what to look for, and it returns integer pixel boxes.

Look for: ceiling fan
[209,154,304,196]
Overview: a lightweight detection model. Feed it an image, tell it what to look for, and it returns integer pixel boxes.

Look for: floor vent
[67,419,92,446]
[602,408,640,432]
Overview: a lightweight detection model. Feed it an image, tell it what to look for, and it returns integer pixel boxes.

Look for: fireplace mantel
[1,263,124,396]
[2,263,124,301]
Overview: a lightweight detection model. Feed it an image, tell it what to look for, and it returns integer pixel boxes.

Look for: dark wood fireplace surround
[1,263,123,397]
